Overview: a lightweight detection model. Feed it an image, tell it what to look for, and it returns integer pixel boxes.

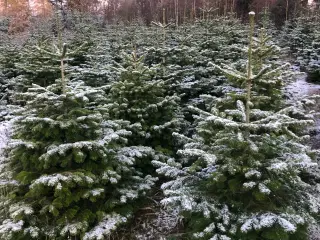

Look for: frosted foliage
[220,205,231,225]
[240,213,303,233]
[60,222,89,237]
[9,203,33,219]
[0,220,23,240]
[117,146,155,165]
[0,121,14,186]
[307,193,320,213]
[199,223,215,237]
[0,121,11,164]
[161,189,197,211]
[258,183,271,195]
[102,170,121,184]
[154,160,184,178]
[83,213,127,240]
[309,224,320,240]
[83,188,105,198]
[119,189,138,203]
[243,181,256,189]
[267,152,317,172]
[23,226,40,238]
[207,234,231,240]
[8,140,35,149]
[245,170,261,179]
[30,172,95,189]
[118,175,157,203]
[156,94,318,239]
[39,141,107,163]
[177,149,216,165]
[0,121,10,151]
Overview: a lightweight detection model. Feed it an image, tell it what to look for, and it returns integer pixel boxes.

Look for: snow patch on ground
[286,73,320,239]
[285,74,320,101]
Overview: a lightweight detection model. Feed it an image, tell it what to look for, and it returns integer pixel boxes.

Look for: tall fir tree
[154,12,319,240]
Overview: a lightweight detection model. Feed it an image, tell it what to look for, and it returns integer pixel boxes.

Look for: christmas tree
[0,44,157,240]
[108,51,183,156]
[155,12,319,240]
[16,37,90,89]
[297,30,320,82]
[210,15,291,111]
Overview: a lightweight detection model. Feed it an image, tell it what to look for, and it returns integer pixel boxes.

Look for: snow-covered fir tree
[154,12,319,240]
[0,44,157,240]
[297,29,320,82]
[69,34,115,87]
[14,35,90,90]
[108,51,183,155]
[144,16,247,107]
[211,17,291,112]
[279,14,320,82]
[279,16,316,54]
[0,43,23,120]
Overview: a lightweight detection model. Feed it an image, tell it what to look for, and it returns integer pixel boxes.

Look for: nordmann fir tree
[297,29,320,82]
[154,12,319,240]
[151,8,173,75]
[108,52,183,157]
[16,37,90,89]
[69,35,115,88]
[0,43,23,108]
[0,43,157,240]
[211,15,290,112]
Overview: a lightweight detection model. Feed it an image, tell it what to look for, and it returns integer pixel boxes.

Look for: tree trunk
[184,0,187,23]
[193,0,196,20]
[3,0,7,16]
[286,0,289,21]
[175,0,179,27]
[246,12,255,124]
[42,0,47,16]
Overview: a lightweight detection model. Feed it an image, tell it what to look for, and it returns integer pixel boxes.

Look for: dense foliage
[0,8,319,240]
[280,14,320,82]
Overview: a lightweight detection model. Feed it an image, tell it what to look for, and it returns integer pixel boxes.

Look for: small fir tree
[16,37,89,88]
[210,16,290,111]
[297,30,320,82]
[0,45,157,240]
[108,52,183,156]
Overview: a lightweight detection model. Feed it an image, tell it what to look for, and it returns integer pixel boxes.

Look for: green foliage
[0,81,156,239]
[108,52,183,155]
[280,15,320,82]
[0,12,319,240]
[155,12,319,240]
[15,37,90,88]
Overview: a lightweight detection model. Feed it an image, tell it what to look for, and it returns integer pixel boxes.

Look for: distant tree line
[0,0,319,33]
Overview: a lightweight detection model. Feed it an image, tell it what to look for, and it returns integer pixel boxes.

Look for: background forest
[0,0,320,240]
